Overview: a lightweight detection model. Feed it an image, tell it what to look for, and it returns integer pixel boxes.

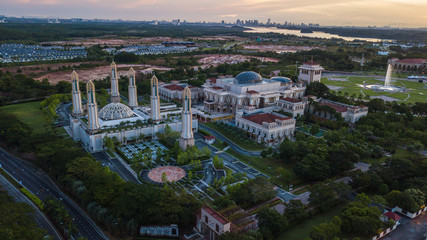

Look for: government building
[202,71,305,115]
[68,62,197,152]
[388,58,427,73]
[235,112,295,147]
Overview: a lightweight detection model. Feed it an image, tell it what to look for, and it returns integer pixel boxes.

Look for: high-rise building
[110,61,121,103]
[71,70,83,115]
[150,75,161,123]
[128,67,138,108]
[86,80,100,131]
[179,87,195,150]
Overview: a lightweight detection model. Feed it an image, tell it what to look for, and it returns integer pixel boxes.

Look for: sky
[1,0,426,28]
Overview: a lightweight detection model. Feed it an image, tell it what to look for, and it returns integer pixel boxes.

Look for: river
[244,27,389,42]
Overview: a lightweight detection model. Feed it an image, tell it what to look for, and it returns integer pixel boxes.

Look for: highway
[0,148,109,240]
[0,174,63,240]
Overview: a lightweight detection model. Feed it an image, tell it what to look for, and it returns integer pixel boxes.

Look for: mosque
[68,62,196,153]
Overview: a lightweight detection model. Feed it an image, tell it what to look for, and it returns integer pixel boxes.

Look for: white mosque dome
[99,103,134,120]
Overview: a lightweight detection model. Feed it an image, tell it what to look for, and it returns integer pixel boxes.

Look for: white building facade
[298,62,324,84]
[235,112,295,147]
[69,63,198,153]
[203,71,305,115]
[278,97,306,117]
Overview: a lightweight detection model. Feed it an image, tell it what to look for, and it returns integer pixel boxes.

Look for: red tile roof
[281,97,302,103]
[204,135,216,140]
[202,205,229,225]
[384,212,401,221]
[242,113,291,125]
[303,61,320,65]
[212,86,223,90]
[209,78,217,83]
[164,84,185,91]
[396,58,426,64]
[246,90,259,94]
[319,102,348,113]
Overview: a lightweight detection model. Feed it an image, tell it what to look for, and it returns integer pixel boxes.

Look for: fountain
[358,63,403,93]
[384,64,392,87]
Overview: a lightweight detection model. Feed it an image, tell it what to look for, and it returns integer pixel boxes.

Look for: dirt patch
[194,54,279,69]
[35,64,172,84]
[0,61,105,77]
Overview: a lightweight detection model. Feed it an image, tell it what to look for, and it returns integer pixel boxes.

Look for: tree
[310,124,320,135]
[103,136,115,152]
[309,216,342,240]
[309,183,337,212]
[284,200,308,224]
[161,172,168,183]
[256,207,288,239]
[306,82,330,98]
[341,194,382,236]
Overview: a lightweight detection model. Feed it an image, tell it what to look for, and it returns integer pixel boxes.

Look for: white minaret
[128,68,138,108]
[86,80,100,132]
[179,87,194,150]
[110,61,121,103]
[150,75,161,123]
[71,70,83,115]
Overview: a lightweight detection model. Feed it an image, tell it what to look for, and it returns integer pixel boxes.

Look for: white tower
[110,61,121,103]
[86,80,100,132]
[150,75,161,123]
[128,68,138,108]
[179,87,194,150]
[71,70,83,115]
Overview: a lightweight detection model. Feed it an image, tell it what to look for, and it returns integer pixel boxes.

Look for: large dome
[99,103,134,120]
[271,76,292,83]
[235,71,263,84]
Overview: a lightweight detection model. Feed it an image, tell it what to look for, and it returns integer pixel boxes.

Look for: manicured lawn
[225,149,304,187]
[0,101,50,134]
[277,203,349,240]
[203,122,266,151]
[321,76,427,104]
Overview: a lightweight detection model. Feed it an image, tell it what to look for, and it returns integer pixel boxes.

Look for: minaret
[71,70,83,115]
[128,68,138,108]
[150,75,161,123]
[179,87,195,150]
[110,61,121,103]
[86,80,100,132]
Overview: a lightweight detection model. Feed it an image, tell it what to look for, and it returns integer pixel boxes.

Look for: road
[0,174,63,240]
[0,148,109,240]
[199,124,261,156]
[383,212,427,240]
[92,152,140,184]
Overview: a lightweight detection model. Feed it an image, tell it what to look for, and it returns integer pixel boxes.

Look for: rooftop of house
[281,97,302,103]
[242,113,291,125]
[383,211,402,221]
[202,205,229,225]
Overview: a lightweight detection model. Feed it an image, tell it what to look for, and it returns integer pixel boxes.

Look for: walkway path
[199,124,261,156]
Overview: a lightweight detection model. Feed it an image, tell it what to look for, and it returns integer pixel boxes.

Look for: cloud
[1,0,426,27]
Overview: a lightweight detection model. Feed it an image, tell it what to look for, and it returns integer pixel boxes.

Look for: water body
[244,27,388,42]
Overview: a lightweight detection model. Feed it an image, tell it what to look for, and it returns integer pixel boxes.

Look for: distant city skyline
[1,0,426,28]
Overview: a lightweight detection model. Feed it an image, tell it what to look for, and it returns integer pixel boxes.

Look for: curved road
[199,124,261,156]
[0,148,108,240]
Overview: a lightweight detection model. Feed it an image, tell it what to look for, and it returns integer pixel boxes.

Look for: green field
[0,101,50,134]
[322,76,427,104]
[202,122,266,151]
[277,203,348,240]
